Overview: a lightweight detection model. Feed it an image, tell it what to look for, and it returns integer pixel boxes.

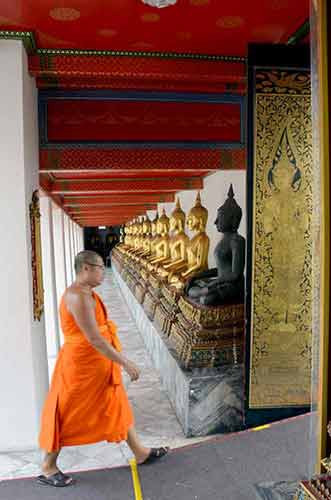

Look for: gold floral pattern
[30,191,44,321]
[249,70,312,408]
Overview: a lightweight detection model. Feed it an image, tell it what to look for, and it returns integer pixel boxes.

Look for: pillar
[40,196,61,361]
[52,204,67,344]
[0,41,49,450]
[63,214,73,285]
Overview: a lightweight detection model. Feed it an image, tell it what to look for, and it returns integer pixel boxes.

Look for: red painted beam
[68,204,157,215]
[51,177,203,194]
[40,149,246,173]
[63,193,175,206]
[74,219,139,225]
[30,55,246,95]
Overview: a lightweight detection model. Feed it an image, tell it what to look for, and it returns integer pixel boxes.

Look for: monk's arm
[68,293,130,367]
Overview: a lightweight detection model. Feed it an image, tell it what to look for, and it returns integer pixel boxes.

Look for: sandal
[36,470,74,487]
[140,446,169,465]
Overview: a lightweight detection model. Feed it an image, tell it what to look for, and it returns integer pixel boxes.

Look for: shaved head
[74,250,102,274]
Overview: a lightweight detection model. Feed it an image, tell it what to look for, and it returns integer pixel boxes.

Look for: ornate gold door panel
[246,45,312,421]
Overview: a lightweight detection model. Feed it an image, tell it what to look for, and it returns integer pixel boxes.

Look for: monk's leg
[126,427,150,464]
[41,449,61,476]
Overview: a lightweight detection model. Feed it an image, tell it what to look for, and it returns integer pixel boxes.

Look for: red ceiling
[1,1,309,227]
[1,0,308,55]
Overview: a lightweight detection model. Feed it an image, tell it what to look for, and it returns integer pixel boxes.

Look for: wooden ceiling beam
[63,193,175,206]
[68,204,157,215]
[40,149,246,173]
[51,177,203,194]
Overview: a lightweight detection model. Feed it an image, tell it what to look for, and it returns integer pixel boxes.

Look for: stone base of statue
[169,296,245,369]
[154,283,183,337]
[294,476,331,499]
[113,262,244,437]
[134,278,148,304]
[143,271,163,320]
[111,247,124,271]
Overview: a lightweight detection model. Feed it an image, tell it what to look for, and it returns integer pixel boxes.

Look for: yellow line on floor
[129,459,143,500]
[252,424,271,431]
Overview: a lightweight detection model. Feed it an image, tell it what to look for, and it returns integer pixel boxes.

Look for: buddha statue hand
[184,268,217,295]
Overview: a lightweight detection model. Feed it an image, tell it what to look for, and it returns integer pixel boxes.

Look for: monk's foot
[135,448,151,465]
[37,470,74,487]
[41,464,59,477]
[136,446,169,465]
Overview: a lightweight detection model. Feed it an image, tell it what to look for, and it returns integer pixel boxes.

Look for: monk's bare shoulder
[64,285,94,314]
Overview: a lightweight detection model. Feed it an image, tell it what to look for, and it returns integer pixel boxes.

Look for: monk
[37,250,169,487]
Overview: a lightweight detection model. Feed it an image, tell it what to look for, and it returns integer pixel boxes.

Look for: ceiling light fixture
[142,0,177,8]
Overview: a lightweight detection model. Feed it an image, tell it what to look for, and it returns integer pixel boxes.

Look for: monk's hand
[123,360,140,381]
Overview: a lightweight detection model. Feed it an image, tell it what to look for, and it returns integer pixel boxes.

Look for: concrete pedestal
[113,265,244,437]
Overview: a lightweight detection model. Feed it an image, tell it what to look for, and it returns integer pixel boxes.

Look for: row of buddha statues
[116,185,245,306]
[112,186,246,369]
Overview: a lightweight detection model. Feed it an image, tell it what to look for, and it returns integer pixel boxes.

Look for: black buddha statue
[185,184,245,306]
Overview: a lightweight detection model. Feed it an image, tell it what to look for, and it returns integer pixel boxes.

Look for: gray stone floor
[0,270,207,480]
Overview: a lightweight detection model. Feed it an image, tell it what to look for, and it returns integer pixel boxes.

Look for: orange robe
[39,291,134,452]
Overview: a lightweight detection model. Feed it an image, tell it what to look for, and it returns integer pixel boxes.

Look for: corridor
[0,269,204,480]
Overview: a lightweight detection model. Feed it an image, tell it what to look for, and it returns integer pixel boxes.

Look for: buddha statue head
[170,197,186,233]
[137,219,144,236]
[131,221,136,237]
[157,209,170,236]
[151,212,159,236]
[187,192,208,232]
[215,184,242,233]
[143,215,152,236]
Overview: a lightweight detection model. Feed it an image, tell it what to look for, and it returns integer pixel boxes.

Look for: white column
[0,41,49,451]
[77,225,84,252]
[63,214,73,285]
[52,204,67,345]
[69,219,76,275]
[72,222,77,257]
[40,196,61,361]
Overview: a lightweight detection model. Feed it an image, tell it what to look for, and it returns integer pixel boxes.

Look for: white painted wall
[40,196,61,362]
[0,41,49,451]
[63,214,73,285]
[52,205,67,345]
[148,170,246,268]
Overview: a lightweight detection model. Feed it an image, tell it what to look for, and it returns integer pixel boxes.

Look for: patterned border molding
[0,30,36,54]
[287,20,310,45]
[0,29,245,62]
[29,190,44,321]
[36,47,246,62]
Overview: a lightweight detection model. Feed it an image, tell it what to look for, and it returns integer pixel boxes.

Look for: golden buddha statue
[119,225,125,244]
[147,209,170,272]
[131,217,148,261]
[169,192,209,288]
[157,197,189,279]
[124,220,136,256]
[140,212,160,266]
[135,215,153,259]
[118,221,132,254]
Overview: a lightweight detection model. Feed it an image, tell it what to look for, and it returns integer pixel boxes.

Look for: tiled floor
[0,270,207,480]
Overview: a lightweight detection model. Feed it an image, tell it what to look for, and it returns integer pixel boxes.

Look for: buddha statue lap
[185,185,245,306]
